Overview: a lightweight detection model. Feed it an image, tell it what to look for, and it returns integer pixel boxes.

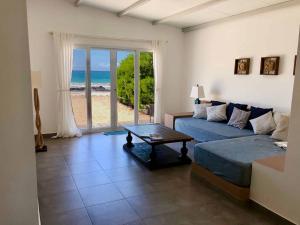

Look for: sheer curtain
[152,40,166,124]
[53,32,82,138]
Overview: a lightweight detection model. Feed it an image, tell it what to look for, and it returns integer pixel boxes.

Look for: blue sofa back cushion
[211,100,226,106]
[245,106,273,129]
[226,103,248,121]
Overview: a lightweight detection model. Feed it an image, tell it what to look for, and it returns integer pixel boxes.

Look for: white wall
[0,0,39,224]
[27,0,184,134]
[251,30,300,224]
[182,5,300,113]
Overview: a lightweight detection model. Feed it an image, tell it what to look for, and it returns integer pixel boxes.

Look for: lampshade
[190,85,205,98]
[31,71,42,89]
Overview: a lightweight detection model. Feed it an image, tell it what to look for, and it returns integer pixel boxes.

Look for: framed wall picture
[294,55,297,75]
[260,56,280,75]
[234,58,250,75]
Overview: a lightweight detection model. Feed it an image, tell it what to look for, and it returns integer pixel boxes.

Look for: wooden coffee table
[123,124,193,169]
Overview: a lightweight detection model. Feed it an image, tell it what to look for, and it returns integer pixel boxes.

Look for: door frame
[73,44,153,134]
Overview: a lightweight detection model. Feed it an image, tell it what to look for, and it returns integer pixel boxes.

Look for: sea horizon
[71,70,111,84]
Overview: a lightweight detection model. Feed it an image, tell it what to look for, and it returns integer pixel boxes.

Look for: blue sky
[73,48,132,71]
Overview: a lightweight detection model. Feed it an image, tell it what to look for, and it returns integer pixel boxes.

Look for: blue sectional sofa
[175,117,285,189]
[175,117,254,142]
[194,135,285,187]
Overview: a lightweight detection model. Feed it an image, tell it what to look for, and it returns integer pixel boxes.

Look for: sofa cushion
[227,107,251,129]
[194,135,285,187]
[250,111,276,134]
[271,113,289,141]
[245,106,273,129]
[207,104,227,122]
[175,117,254,142]
[193,103,212,119]
[226,102,248,120]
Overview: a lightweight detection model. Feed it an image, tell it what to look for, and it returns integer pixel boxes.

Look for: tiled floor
[37,133,290,225]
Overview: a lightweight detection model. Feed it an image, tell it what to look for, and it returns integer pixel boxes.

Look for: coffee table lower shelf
[123,142,192,170]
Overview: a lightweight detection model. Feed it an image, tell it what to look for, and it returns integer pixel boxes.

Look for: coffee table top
[123,124,193,145]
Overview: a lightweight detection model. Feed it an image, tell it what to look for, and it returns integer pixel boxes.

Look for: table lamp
[190,84,205,104]
[31,71,47,152]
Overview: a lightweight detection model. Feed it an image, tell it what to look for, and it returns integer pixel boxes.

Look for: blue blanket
[194,135,285,187]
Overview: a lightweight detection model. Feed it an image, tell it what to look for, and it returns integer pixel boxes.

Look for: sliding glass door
[70,47,154,132]
[90,49,111,128]
[70,48,88,129]
[139,51,155,124]
[116,50,135,126]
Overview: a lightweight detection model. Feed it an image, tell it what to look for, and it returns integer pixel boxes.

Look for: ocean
[71,70,111,84]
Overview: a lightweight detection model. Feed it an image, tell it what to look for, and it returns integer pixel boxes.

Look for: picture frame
[234,58,250,75]
[260,56,280,75]
[294,55,297,75]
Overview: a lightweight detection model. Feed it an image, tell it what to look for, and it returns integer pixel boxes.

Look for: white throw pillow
[273,112,289,125]
[273,112,282,124]
[271,113,289,141]
[250,111,276,134]
[193,103,212,119]
[207,104,227,122]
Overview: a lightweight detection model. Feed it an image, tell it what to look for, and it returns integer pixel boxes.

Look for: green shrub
[117,52,154,109]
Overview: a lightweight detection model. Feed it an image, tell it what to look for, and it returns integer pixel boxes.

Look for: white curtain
[152,40,166,124]
[53,32,82,138]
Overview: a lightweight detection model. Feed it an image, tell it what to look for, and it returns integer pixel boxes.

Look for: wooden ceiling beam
[117,0,151,17]
[152,0,228,25]
[182,0,298,32]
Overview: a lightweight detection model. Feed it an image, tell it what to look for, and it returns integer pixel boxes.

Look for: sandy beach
[71,91,152,128]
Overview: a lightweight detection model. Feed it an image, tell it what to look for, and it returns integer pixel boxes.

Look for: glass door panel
[116,50,135,126]
[71,48,88,129]
[90,49,111,128]
[138,52,155,124]
[71,47,155,132]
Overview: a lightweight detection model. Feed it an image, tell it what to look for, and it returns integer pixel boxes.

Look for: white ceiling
[77,0,293,29]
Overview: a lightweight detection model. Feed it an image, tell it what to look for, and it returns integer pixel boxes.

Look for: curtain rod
[48,31,166,44]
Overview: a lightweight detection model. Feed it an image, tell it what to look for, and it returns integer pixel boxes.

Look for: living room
[1,0,300,225]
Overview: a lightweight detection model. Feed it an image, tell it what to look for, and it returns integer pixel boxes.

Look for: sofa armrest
[164,112,193,129]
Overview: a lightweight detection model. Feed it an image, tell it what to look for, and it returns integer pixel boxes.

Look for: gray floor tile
[64,154,96,165]
[114,176,190,198]
[40,208,92,225]
[39,190,84,216]
[36,149,63,158]
[142,208,213,225]
[37,134,292,225]
[79,183,124,206]
[171,185,223,207]
[38,176,77,196]
[36,156,67,169]
[104,166,150,182]
[68,161,102,175]
[126,191,181,218]
[73,171,111,189]
[114,179,156,198]
[87,200,139,225]
[37,164,71,181]
[150,177,190,192]
[97,157,139,169]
